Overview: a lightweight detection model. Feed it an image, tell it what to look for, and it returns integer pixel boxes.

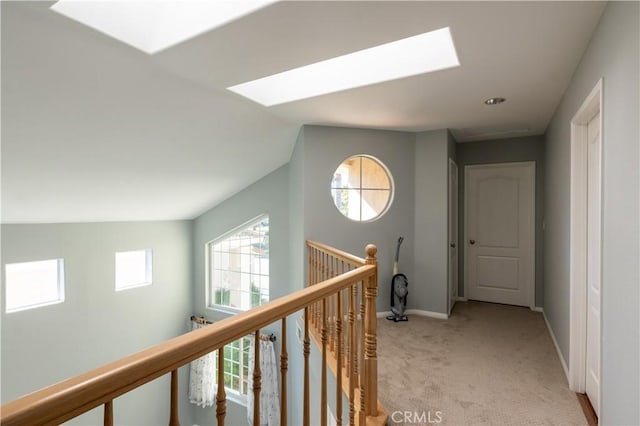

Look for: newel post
[364,244,378,417]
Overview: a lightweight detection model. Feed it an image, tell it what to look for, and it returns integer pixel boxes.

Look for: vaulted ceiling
[1,1,606,223]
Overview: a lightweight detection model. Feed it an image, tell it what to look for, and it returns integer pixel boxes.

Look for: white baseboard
[377,309,448,320]
[407,309,449,319]
[542,309,570,384]
[530,306,544,312]
[455,297,468,302]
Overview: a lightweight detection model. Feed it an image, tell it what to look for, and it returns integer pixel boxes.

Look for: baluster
[317,252,324,328]
[321,298,328,426]
[358,281,364,388]
[280,319,288,426]
[307,246,311,283]
[336,290,343,426]
[364,244,378,416]
[216,347,226,426]
[348,283,356,426]
[169,370,180,426]
[345,290,350,378]
[309,247,315,329]
[341,262,346,370]
[359,280,366,425]
[351,283,359,384]
[311,247,316,285]
[304,307,310,426]
[104,400,113,426]
[334,258,339,351]
[313,248,319,332]
[253,331,261,426]
[326,252,330,278]
[329,258,335,352]
[314,247,318,283]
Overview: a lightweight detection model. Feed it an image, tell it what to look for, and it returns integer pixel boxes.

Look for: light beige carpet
[378,301,586,425]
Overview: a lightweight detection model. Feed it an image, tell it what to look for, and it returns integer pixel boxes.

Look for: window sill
[206,305,244,316]
[224,391,247,407]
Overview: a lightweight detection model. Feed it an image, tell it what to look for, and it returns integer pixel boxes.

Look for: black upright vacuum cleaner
[387,236,409,322]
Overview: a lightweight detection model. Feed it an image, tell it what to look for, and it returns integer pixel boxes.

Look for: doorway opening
[569,78,602,420]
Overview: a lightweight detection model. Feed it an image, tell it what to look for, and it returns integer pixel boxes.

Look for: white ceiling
[1,1,606,224]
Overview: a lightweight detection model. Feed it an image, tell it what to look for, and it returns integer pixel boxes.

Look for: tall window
[5,259,65,313]
[207,215,269,311]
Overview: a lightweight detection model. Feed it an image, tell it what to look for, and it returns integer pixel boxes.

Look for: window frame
[115,249,153,291]
[330,154,395,222]
[213,335,252,404]
[206,214,270,314]
[4,258,65,313]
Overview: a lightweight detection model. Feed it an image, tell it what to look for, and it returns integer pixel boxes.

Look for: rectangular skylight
[228,27,460,106]
[50,0,276,54]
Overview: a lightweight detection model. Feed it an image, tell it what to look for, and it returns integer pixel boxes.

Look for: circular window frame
[329,154,395,223]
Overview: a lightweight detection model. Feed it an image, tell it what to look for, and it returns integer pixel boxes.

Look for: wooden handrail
[1,264,375,426]
[306,240,366,267]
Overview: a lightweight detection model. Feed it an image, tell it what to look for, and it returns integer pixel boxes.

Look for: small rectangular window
[115,249,152,291]
[5,259,65,313]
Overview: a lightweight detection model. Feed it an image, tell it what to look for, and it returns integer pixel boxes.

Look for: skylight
[50,0,276,54]
[228,27,460,106]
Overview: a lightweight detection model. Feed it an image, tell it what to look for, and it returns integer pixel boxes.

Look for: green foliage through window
[216,336,251,396]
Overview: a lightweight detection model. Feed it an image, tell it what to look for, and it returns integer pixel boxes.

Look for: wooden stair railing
[306,241,388,426]
[1,242,381,426]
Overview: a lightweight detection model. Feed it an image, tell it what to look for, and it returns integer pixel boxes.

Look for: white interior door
[465,162,535,307]
[585,111,601,416]
[449,159,459,314]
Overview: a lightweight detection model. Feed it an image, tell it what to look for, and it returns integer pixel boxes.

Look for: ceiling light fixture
[484,97,506,105]
[228,27,460,106]
[50,0,276,54]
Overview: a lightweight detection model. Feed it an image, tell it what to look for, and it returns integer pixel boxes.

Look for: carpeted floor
[378,301,587,425]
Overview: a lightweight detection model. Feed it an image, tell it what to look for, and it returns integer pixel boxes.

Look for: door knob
[470,239,476,245]
[450,243,456,248]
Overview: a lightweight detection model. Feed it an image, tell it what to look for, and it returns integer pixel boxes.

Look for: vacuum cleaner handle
[395,236,404,263]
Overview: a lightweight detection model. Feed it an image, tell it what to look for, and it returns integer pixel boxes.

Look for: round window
[330,155,394,222]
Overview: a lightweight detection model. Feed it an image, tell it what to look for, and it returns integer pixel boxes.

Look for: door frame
[569,79,603,403]
[448,158,459,314]
[463,161,536,309]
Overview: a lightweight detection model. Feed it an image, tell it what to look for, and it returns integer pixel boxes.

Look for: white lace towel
[247,339,280,426]
[188,322,216,407]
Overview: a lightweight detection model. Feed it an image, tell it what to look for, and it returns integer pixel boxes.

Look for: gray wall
[0,221,194,425]
[446,131,457,309]
[544,2,639,424]
[455,136,545,307]
[191,165,290,425]
[414,130,450,314]
[287,129,307,425]
[301,125,416,313]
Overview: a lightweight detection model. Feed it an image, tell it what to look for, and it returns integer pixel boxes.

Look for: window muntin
[207,216,269,311]
[331,155,393,222]
[5,259,65,313]
[115,249,153,291]
[214,336,251,400]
